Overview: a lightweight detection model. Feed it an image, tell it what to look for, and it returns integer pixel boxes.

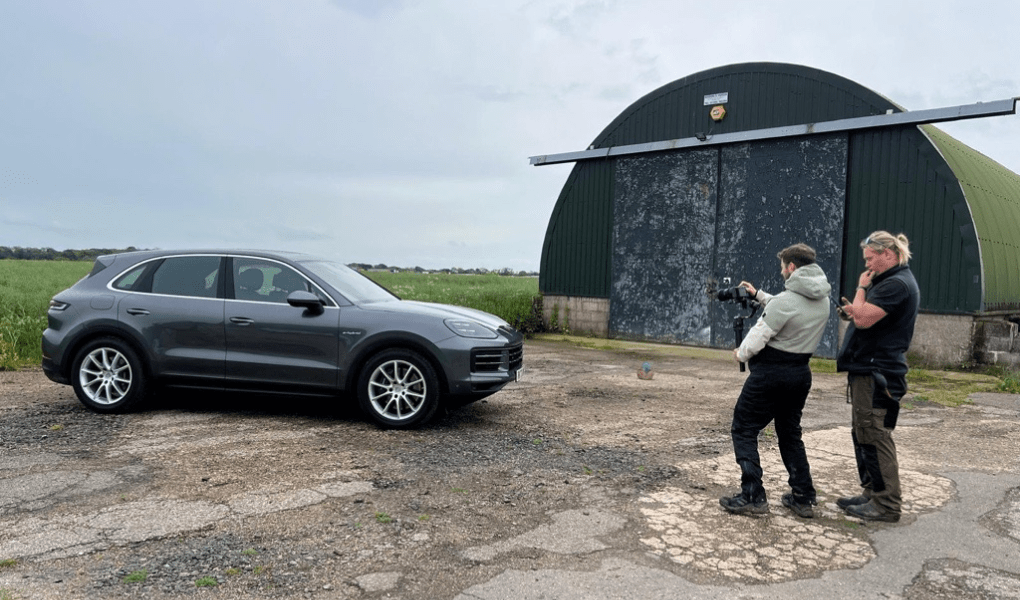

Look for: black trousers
[730,360,815,503]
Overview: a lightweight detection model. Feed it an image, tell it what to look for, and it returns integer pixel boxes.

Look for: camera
[716,286,753,303]
[710,280,761,373]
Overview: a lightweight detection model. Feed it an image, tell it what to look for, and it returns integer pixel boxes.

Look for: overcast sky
[2,0,1018,271]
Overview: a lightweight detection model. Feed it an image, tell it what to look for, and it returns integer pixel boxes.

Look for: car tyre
[357,349,440,429]
[71,337,147,413]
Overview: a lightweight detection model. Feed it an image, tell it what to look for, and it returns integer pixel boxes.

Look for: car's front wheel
[71,337,147,413]
[357,349,440,428]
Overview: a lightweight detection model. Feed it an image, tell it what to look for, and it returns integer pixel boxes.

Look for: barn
[532,62,1020,365]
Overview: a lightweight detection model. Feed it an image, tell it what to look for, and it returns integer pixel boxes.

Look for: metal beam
[530,97,1018,166]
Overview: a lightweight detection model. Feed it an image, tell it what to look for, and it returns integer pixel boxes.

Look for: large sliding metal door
[610,134,846,357]
[610,148,718,344]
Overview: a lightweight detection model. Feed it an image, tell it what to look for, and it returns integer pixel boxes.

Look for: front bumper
[444,337,524,396]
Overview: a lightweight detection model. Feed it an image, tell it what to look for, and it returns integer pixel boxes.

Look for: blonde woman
[836,231,920,522]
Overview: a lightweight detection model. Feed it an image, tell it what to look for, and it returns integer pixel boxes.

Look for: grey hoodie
[736,262,832,360]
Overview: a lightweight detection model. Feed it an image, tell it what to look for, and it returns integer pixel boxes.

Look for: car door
[116,255,227,385]
[224,257,341,392]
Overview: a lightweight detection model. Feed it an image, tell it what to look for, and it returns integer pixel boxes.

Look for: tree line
[0,246,144,261]
[348,263,538,277]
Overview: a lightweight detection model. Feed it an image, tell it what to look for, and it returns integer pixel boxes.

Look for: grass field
[0,260,540,370]
[0,260,93,370]
[367,271,540,332]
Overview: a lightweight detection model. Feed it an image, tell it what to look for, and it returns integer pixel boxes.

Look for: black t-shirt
[836,265,920,394]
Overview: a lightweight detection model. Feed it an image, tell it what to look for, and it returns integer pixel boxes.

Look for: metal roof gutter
[530,97,1018,166]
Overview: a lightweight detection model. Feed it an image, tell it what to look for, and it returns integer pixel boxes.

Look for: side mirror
[287,290,325,315]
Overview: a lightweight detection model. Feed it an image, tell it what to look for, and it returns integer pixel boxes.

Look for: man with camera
[719,243,831,518]
[835,231,919,523]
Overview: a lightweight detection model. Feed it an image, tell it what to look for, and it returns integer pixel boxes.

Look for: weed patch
[809,358,837,374]
[906,368,1001,407]
[997,370,1020,393]
[122,569,148,584]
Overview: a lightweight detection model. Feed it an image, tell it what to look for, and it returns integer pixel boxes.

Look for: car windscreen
[300,261,398,304]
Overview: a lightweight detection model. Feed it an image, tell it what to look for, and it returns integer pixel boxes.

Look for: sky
[2,0,1018,272]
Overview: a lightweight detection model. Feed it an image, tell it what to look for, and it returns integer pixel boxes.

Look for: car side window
[112,264,148,291]
[151,256,221,298]
[234,258,315,304]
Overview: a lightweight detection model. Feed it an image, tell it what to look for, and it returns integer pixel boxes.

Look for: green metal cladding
[923,125,1020,312]
[540,62,1020,314]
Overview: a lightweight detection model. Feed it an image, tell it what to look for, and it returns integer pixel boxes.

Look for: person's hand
[839,296,857,321]
[858,269,874,289]
[733,348,742,362]
[738,281,757,297]
[837,297,852,321]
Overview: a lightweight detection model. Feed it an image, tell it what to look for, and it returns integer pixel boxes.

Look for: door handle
[126,308,150,316]
[230,317,255,326]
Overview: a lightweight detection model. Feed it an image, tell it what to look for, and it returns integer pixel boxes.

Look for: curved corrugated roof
[924,124,1020,311]
[593,62,902,148]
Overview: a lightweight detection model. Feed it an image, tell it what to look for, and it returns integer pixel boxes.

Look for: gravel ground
[1,337,1019,599]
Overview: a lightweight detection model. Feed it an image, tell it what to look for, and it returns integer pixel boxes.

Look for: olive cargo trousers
[849,373,902,515]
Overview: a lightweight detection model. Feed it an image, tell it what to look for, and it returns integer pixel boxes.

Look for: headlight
[445,319,498,339]
[49,299,69,311]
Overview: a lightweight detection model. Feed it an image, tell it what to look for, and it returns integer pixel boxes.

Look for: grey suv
[42,250,524,428]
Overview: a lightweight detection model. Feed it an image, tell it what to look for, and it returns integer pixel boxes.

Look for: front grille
[471,343,524,373]
[508,344,523,370]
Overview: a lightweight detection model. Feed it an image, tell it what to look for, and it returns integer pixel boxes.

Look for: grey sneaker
[719,493,769,515]
[781,493,815,518]
[836,495,870,510]
[845,501,900,523]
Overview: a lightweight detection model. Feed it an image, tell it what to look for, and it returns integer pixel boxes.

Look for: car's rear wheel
[71,337,147,413]
[357,349,440,429]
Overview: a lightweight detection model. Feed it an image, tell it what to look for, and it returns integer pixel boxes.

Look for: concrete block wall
[542,295,610,337]
[972,318,1020,369]
[910,315,1020,369]
[909,314,978,368]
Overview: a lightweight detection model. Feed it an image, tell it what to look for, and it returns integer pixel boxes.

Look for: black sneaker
[845,501,900,523]
[781,493,815,518]
[836,495,870,510]
[719,493,769,515]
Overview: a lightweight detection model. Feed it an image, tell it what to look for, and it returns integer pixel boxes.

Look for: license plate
[515,367,524,382]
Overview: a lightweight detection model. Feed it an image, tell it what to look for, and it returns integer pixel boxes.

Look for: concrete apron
[453,393,1020,600]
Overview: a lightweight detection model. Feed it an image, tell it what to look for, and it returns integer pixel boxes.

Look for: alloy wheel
[78,347,133,405]
[367,359,427,420]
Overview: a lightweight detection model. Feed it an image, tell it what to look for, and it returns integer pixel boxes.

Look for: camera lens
[716,288,734,301]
